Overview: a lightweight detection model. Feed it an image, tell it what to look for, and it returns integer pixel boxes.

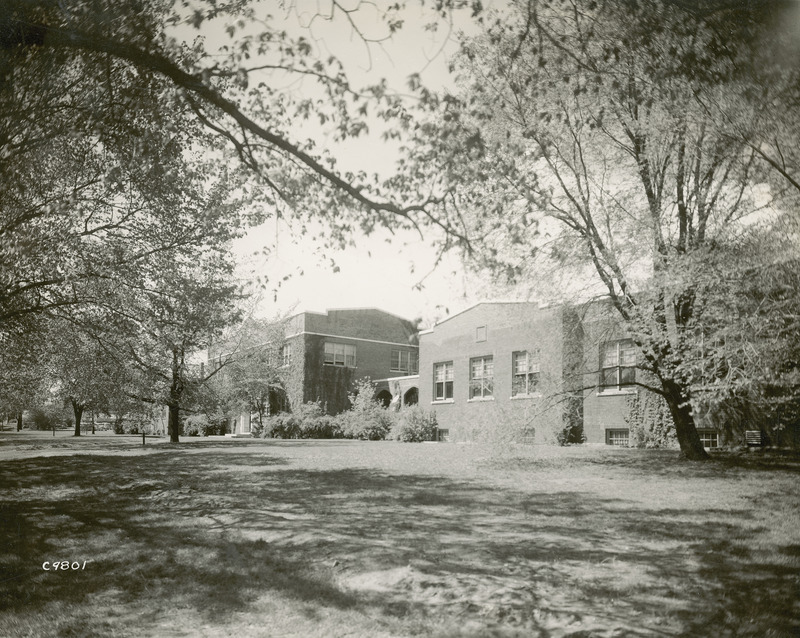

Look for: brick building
[282,307,419,414]
[418,300,685,446]
[418,302,584,443]
[219,308,420,434]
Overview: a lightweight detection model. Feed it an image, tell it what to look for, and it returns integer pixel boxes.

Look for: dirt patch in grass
[1,433,799,637]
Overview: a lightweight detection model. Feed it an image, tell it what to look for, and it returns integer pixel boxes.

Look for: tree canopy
[398,0,800,458]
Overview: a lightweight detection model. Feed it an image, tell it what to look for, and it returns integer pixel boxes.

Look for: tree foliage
[400,0,800,458]
[208,314,291,432]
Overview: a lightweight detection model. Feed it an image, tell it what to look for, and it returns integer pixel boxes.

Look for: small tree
[337,378,394,441]
[209,315,291,433]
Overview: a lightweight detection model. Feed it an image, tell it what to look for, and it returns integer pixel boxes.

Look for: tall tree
[0,0,468,251]
[0,28,246,329]
[399,0,800,459]
[116,253,241,443]
[0,317,49,429]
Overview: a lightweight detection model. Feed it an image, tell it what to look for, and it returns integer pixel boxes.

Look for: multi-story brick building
[218,302,729,446]
[282,307,419,414]
[218,307,420,434]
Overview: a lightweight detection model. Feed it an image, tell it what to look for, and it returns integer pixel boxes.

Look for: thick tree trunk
[661,379,709,460]
[168,404,180,443]
[16,411,22,431]
[72,400,84,437]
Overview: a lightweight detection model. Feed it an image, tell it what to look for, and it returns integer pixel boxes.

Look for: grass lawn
[1,431,799,637]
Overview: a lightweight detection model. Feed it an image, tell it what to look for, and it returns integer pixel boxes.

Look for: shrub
[263,413,300,439]
[258,401,342,439]
[30,404,70,430]
[299,414,341,439]
[626,393,678,448]
[390,407,437,442]
[182,414,228,437]
[337,378,393,441]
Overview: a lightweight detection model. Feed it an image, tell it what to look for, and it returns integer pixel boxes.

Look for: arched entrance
[375,389,393,408]
[403,387,418,406]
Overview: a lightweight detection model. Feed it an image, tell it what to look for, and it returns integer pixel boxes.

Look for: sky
[186,0,497,327]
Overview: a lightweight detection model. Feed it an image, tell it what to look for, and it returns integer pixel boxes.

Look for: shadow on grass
[483,446,800,477]
[1,446,799,637]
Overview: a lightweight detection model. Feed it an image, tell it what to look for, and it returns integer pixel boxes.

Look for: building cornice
[286,331,419,348]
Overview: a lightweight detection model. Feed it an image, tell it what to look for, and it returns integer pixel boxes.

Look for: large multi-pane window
[324,342,356,367]
[512,350,540,396]
[433,362,454,401]
[280,342,292,366]
[391,349,418,374]
[469,356,494,399]
[600,340,636,390]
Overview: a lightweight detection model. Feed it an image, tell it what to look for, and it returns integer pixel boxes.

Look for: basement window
[605,429,630,447]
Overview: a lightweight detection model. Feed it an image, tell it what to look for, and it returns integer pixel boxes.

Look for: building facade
[418,302,584,443]
[216,308,420,434]
[282,308,419,415]
[417,300,697,446]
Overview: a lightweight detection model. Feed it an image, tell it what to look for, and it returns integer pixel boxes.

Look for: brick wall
[295,309,419,415]
[419,303,571,442]
[579,300,660,444]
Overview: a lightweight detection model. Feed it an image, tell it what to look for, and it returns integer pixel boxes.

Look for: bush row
[250,401,438,443]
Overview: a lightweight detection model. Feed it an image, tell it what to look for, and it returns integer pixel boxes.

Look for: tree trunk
[168,346,183,443]
[16,411,22,431]
[661,379,709,460]
[168,404,180,443]
[72,400,84,437]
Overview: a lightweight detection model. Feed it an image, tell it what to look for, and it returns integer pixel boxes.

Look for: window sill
[510,394,542,400]
[431,399,455,405]
[596,388,637,396]
[467,397,494,403]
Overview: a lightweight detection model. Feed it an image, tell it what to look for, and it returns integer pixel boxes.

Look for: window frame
[469,355,494,400]
[280,342,292,366]
[512,350,541,397]
[698,430,719,449]
[433,361,454,402]
[323,342,357,368]
[390,349,418,375]
[599,339,636,392]
[605,428,630,446]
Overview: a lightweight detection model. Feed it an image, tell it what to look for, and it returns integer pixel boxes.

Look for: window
[433,362,454,401]
[469,356,494,399]
[390,349,418,374]
[699,430,719,449]
[606,429,630,446]
[437,428,450,442]
[600,340,636,390]
[324,342,356,367]
[280,342,292,366]
[512,350,540,396]
[476,326,487,342]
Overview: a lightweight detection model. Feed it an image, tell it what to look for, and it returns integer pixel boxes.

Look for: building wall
[297,308,418,344]
[291,309,419,415]
[579,300,660,444]
[419,303,575,443]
